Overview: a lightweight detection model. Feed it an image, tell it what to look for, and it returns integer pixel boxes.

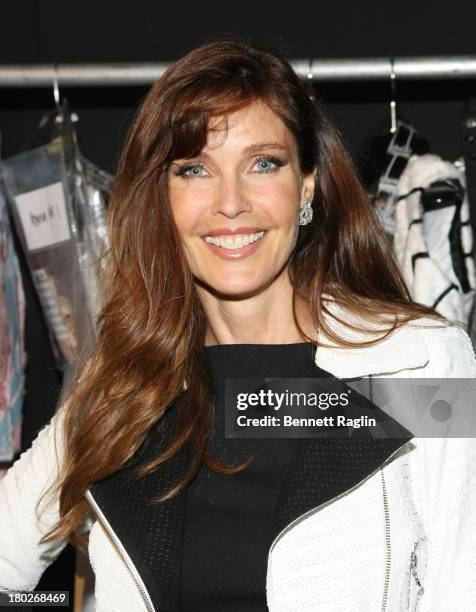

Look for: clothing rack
[2,54,475,246]
[1,56,476,86]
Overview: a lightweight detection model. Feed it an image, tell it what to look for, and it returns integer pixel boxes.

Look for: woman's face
[168,100,315,298]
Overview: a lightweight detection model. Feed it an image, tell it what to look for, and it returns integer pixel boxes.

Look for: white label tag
[14,181,71,251]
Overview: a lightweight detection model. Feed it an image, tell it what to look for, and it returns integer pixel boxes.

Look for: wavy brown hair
[38,35,447,552]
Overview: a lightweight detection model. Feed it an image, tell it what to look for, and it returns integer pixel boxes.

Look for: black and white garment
[394,154,475,327]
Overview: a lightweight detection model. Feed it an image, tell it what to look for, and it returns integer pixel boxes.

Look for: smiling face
[168,100,315,299]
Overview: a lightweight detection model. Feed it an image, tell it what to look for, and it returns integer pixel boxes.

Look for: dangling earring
[299,200,313,226]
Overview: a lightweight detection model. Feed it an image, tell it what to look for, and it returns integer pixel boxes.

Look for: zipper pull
[410,544,425,595]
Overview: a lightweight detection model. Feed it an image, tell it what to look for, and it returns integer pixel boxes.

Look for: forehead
[204,100,295,152]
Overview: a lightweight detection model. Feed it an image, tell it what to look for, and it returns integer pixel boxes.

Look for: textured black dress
[179,342,328,611]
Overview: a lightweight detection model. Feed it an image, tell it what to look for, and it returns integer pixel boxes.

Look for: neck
[196,270,316,346]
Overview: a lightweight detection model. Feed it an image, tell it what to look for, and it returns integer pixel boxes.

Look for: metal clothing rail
[1,56,476,87]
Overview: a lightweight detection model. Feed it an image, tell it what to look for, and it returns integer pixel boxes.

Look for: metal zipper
[84,489,156,612]
[370,374,392,612]
[409,541,425,610]
[410,543,424,592]
[267,437,412,563]
[381,468,391,612]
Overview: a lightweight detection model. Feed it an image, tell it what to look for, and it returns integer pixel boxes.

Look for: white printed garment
[394,153,476,328]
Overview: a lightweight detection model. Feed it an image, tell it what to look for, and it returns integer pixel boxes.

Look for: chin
[196,275,266,300]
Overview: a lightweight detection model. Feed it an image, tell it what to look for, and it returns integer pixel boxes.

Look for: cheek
[259,181,300,224]
[169,188,208,236]
[260,167,300,197]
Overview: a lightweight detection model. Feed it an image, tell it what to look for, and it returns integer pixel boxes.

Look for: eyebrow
[243,143,289,153]
[198,143,289,159]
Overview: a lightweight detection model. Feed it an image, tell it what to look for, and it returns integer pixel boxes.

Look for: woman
[1,37,475,612]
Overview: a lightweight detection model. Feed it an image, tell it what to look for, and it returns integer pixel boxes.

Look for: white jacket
[1,305,476,612]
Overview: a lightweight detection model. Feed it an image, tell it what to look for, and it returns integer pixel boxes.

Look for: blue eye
[175,163,206,177]
[257,160,274,171]
[253,156,285,174]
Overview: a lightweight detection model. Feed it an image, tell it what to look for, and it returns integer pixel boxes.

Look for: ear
[300,168,317,203]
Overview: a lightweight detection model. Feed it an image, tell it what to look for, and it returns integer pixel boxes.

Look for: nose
[211,172,252,218]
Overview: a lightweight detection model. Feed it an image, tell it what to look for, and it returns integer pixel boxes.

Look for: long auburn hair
[38,35,446,551]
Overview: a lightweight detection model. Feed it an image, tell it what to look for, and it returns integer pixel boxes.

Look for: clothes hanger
[389,57,397,134]
[18,64,78,154]
[356,59,430,235]
[52,63,65,124]
[305,57,318,103]
[358,58,429,192]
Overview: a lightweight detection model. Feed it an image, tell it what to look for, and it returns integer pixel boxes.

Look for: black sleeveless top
[179,342,328,611]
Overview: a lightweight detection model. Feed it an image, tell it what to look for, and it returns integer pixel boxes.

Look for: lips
[202,226,266,237]
[201,229,267,260]
[204,230,264,248]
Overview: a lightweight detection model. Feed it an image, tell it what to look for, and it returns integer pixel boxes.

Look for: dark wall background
[2,0,476,173]
[1,0,475,607]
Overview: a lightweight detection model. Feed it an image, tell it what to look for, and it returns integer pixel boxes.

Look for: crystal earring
[299,200,313,226]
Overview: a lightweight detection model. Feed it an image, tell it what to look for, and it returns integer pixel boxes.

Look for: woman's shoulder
[403,316,476,377]
[318,296,476,378]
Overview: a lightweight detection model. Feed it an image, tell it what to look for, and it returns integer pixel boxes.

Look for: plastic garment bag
[0,182,26,476]
[68,150,111,329]
[1,101,112,371]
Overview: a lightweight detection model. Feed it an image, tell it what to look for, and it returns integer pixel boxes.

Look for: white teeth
[204,231,265,249]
